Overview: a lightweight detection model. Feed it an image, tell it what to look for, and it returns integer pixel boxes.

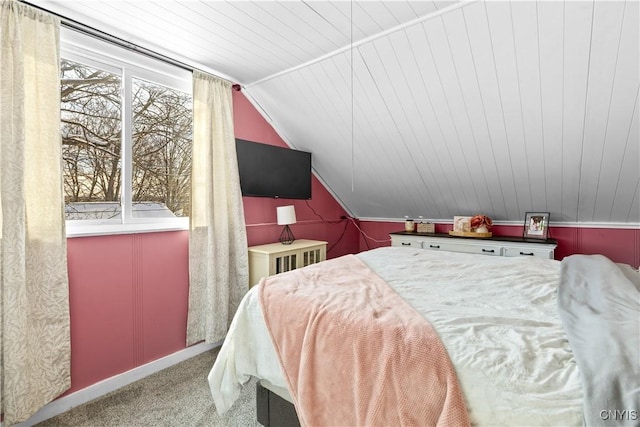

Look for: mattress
[209,246,583,426]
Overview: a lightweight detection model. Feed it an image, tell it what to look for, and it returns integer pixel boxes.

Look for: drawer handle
[429,244,440,249]
[401,242,411,246]
[482,249,495,253]
[520,251,534,256]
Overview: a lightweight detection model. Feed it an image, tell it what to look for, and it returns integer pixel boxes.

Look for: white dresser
[390,232,557,259]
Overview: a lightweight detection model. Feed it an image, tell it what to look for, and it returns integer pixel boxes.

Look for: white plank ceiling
[26,0,640,224]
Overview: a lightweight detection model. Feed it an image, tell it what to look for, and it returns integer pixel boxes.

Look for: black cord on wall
[303,200,390,254]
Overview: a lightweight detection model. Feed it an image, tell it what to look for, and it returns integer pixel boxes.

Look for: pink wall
[66,232,189,394]
[357,220,640,268]
[551,226,640,267]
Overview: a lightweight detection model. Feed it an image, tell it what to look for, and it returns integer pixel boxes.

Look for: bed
[208,246,639,426]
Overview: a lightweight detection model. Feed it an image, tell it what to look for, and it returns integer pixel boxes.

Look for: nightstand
[248,239,328,287]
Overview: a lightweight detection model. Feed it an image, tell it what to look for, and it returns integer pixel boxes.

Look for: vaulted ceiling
[27,0,640,224]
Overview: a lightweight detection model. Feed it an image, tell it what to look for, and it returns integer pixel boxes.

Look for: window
[60,29,192,235]
[61,60,123,220]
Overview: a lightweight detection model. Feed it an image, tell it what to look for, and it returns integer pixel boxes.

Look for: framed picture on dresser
[523,212,550,240]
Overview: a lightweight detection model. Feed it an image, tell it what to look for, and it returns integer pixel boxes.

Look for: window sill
[66,219,189,238]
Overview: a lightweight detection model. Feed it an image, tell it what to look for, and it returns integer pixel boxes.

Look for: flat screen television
[235,139,312,199]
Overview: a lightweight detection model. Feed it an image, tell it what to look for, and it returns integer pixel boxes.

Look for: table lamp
[277,205,296,245]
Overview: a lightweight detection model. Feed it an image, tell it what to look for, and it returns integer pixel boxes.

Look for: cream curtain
[187,71,248,345]
[0,1,71,425]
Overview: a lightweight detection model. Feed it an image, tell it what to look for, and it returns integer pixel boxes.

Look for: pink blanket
[259,254,470,427]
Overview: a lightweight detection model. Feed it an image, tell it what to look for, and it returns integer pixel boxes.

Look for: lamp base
[279,225,295,245]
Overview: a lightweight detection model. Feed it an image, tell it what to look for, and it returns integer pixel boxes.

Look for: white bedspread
[209,247,583,426]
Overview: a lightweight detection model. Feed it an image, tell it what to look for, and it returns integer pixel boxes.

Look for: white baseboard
[14,341,221,427]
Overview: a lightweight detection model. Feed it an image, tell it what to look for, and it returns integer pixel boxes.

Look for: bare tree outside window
[61,59,192,221]
[132,78,192,218]
[61,59,122,220]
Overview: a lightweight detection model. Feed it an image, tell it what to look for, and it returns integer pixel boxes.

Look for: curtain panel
[0,1,71,424]
[187,71,248,345]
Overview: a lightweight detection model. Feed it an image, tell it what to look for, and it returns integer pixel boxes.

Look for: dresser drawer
[421,241,464,253]
[444,242,502,256]
[419,239,502,256]
[503,247,554,259]
[390,235,423,248]
[456,245,502,256]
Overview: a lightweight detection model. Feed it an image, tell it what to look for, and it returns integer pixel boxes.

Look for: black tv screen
[235,139,312,199]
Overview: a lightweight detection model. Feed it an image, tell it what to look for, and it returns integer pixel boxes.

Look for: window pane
[61,59,122,220]
[132,78,192,218]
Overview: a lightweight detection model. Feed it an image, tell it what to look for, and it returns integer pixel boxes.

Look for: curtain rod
[19,0,235,84]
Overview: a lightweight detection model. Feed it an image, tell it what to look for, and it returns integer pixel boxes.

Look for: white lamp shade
[277,205,296,225]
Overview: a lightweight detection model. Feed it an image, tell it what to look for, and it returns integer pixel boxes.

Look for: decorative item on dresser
[470,214,493,233]
[404,216,415,232]
[450,214,493,238]
[416,216,435,233]
[390,231,557,259]
[453,216,472,233]
[523,212,550,240]
[247,239,327,287]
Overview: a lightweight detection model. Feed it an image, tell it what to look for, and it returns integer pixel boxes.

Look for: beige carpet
[35,348,259,427]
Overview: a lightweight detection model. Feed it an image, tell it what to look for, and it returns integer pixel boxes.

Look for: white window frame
[61,28,192,237]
